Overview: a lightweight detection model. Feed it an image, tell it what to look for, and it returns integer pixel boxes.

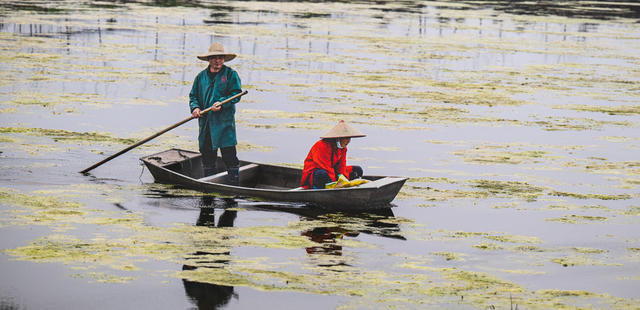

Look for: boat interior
[147,149,305,190]
[144,149,385,191]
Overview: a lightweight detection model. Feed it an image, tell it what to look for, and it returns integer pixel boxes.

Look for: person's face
[208,55,225,72]
[339,137,351,148]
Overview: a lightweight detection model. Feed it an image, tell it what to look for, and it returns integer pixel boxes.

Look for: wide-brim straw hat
[197,42,236,62]
[320,120,366,139]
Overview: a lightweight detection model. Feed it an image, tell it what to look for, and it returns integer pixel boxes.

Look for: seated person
[300,120,366,189]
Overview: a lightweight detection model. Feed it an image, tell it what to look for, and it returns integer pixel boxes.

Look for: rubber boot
[227,167,239,186]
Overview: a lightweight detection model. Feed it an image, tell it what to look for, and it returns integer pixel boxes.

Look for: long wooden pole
[80,90,248,174]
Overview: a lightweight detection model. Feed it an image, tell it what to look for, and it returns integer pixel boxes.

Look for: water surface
[1,1,639,309]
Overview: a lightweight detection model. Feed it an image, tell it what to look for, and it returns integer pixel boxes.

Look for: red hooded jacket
[300,139,354,189]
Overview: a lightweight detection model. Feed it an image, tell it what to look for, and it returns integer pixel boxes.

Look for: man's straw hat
[197,42,237,62]
[320,120,366,139]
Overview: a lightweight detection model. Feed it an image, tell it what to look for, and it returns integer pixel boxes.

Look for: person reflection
[301,208,405,258]
[182,198,237,310]
[302,227,359,256]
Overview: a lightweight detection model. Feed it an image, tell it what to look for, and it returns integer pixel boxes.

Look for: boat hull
[141,149,406,210]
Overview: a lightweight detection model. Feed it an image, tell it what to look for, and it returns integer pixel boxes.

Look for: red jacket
[300,139,353,189]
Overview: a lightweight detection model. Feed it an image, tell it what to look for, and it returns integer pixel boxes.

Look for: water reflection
[3,0,639,21]
[302,227,359,256]
[0,297,23,310]
[177,197,405,308]
[480,0,640,20]
[182,198,238,310]
[280,206,406,256]
[298,208,405,268]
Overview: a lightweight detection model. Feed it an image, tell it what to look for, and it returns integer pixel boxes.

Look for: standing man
[189,42,243,185]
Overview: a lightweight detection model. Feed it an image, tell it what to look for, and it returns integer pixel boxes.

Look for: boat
[140,148,407,210]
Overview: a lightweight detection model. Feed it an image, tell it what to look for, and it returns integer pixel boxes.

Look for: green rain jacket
[189,65,242,150]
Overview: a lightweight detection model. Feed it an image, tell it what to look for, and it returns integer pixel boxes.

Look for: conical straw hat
[197,42,237,62]
[320,120,366,139]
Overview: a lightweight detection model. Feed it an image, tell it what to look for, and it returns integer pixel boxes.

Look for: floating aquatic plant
[0,127,136,145]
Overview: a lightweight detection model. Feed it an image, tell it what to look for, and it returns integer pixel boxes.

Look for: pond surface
[1,0,639,309]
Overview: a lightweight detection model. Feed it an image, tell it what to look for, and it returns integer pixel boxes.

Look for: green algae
[0,188,82,211]
[492,203,519,209]
[5,231,183,276]
[617,177,640,189]
[444,269,524,293]
[546,215,609,224]
[446,231,486,239]
[0,2,639,308]
[550,191,632,200]
[391,266,532,307]
[5,234,132,268]
[398,182,489,201]
[0,135,17,143]
[584,161,640,176]
[557,104,640,115]
[513,245,549,253]
[551,256,622,267]
[545,203,612,212]
[12,143,65,156]
[0,127,136,145]
[75,272,134,284]
[181,253,413,298]
[178,267,273,291]
[485,234,541,244]
[530,116,633,131]
[472,243,504,251]
[622,206,640,216]
[572,247,607,254]
[1,139,636,305]
[176,222,319,251]
[0,107,18,114]
[408,176,457,184]
[431,251,465,261]
[455,148,549,165]
[1,187,181,262]
[7,91,105,108]
[32,183,118,198]
[538,289,596,298]
[470,180,546,201]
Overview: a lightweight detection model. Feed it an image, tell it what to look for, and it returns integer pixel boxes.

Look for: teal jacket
[189,65,242,150]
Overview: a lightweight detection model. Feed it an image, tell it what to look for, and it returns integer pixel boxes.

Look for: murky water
[1,1,639,309]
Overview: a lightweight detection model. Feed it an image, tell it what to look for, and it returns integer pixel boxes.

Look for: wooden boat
[140,148,407,210]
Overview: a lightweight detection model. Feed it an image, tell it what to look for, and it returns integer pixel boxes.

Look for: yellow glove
[348,178,370,186]
[325,174,349,189]
[325,175,369,189]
